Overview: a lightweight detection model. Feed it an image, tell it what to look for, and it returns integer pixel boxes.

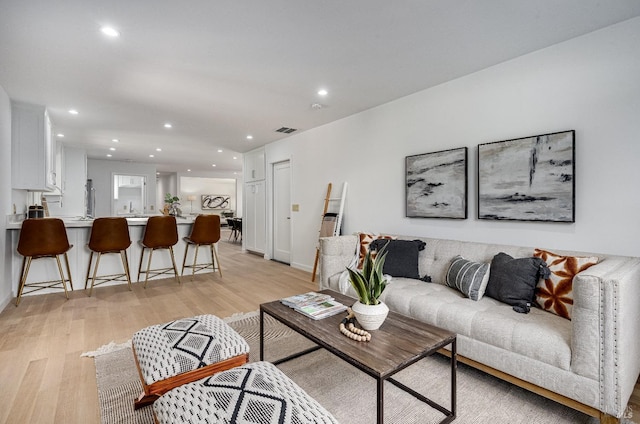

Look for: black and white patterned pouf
[132,314,250,409]
[153,361,339,424]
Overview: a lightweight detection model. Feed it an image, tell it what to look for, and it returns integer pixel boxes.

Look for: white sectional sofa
[319,234,640,423]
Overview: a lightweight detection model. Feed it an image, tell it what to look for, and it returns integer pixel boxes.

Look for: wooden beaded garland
[339,309,371,342]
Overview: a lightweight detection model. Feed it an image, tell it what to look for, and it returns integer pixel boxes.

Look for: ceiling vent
[275,127,297,134]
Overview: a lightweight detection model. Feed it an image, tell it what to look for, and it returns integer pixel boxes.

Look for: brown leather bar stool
[84,217,133,296]
[181,214,223,277]
[137,216,181,288]
[15,218,74,306]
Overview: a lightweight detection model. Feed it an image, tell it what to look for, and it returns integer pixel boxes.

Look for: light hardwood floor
[0,234,316,423]
[1,234,639,423]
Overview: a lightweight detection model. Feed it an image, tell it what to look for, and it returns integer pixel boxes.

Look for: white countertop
[6,215,195,230]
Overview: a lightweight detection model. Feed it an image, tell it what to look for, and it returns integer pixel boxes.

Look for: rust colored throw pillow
[357,233,395,269]
[533,248,599,320]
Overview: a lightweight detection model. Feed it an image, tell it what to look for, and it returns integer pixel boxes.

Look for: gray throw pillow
[445,255,490,301]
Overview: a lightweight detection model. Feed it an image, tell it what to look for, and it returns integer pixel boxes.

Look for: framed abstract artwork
[477,130,575,222]
[406,147,467,219]
[201,194,231,210]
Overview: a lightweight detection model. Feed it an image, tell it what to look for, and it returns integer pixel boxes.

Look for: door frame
[271,159,291,264]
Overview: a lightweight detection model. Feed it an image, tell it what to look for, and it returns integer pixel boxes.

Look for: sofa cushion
[445,255,490,301]
[356,232,395,269]
[369,238,426,279]
[533,248,599,320]
[485,252,550,313]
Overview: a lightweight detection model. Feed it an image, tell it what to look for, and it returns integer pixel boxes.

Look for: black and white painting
[201,194,231,209]
[406,147,467,219]
[477,130,575,222]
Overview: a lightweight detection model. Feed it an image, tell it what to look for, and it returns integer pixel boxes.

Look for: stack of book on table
[280,292,347,320]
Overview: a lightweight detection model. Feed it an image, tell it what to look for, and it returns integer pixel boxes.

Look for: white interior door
[272,161,291,264]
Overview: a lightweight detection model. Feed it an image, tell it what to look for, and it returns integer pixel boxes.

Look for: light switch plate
[291,204,300,212]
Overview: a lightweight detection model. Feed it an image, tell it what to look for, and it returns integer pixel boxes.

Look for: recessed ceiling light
[100,26,120,38]
[317,89,328,96]
[211,164,216,167]
[233,156,237,160]
[164,123,172,129]
[109,147,116,151]
[56,133,64,138]
[112,138,119,143]
[246,135,253,140]
[217,149,223,153]
[69,109,78,115]
[107,154,112,157]
[149,154,154,158]
[187,169,191,172]
[156,148,162,152]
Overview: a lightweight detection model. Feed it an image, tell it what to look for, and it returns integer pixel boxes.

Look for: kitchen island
[6,216,200,298]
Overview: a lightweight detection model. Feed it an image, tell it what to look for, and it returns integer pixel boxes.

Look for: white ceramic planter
[351,301,389,330]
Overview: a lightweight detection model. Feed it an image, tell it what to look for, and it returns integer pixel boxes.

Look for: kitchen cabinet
[43,146,87,216]
[11,101,56,191]
[244,180,266,254]
[243,148,265,182]
[118,175,144,188]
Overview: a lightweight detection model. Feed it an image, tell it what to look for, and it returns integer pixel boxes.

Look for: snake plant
[346,244,388,305]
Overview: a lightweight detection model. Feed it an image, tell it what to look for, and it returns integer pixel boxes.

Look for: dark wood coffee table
[260,289,456,424]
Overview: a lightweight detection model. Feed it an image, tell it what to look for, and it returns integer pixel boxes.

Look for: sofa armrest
[572,257,640,417]
[318,235,358,291]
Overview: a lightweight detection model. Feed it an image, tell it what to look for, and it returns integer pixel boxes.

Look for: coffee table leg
[260,309,264,361]
[451,338,457,418]
[377,378,384,424]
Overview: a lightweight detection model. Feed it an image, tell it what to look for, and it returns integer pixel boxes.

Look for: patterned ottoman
[153,361,339,424]
[132,314,250,409]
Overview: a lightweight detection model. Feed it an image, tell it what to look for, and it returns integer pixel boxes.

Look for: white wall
[263,17,640,272]
[179,176,237,216]
[0,84,13,309]
[87,159,157,217]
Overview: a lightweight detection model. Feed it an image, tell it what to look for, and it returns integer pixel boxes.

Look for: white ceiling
[2,1,640,174]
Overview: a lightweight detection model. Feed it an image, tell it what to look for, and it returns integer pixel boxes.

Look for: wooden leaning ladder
[311,182,347,282]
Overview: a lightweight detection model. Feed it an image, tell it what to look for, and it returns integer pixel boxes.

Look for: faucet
[129,201,133,213]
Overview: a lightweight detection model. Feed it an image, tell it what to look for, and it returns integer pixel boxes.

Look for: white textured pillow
[446,255,491,301]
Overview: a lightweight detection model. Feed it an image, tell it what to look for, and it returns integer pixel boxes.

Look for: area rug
[90,311,635,424]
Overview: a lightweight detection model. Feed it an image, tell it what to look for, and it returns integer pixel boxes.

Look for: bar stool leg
[121,250,133,291]
[137,248,146,284]
[191,245,200,276]
[15,256,31,306]
[55,255,70,299]
[63,252,74,290]
[85,251,95,290]
[181,244,190,276]
[88,252,103,297]
[211,244,222,277]
[143,248,154,288]
[169,246,181,284]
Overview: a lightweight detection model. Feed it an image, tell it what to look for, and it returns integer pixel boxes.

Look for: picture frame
[477,130,575,222]
[201,194,231,210]
[406,147,467,219]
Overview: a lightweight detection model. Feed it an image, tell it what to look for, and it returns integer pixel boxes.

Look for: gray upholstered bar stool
[181,214,223,277]
[137,216,181,288]
[15,218,74,306]
[84,217,133,296]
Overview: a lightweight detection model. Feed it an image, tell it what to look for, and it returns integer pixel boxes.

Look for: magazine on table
[295,299,347,320]
[280,291,334,309]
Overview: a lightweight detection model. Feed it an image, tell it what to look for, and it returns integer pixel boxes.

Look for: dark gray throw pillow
[485,252,550,313]
[369,239,426,279]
